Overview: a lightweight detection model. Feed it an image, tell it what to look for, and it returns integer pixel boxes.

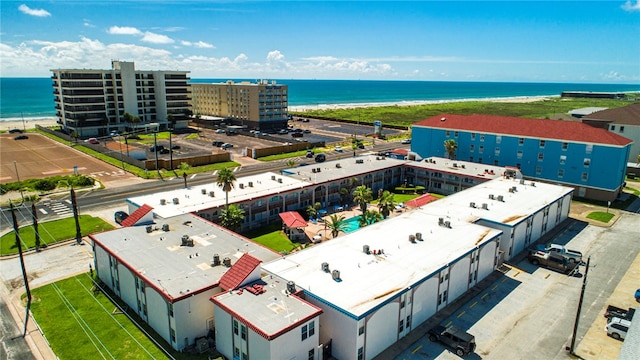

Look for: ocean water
[2,77,639,120]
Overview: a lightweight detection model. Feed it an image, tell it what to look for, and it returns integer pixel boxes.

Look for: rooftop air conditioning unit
[162,224,170,232]
[331,269,341,281]
[278,178,283,183]
[271,175,276,180]
[481,203,488,210]
[223,257,231,267]
[316,168,321,172]
[248,181,253,187]
[321,262,330,272]
[438,217,444,226]
[146,225,153,233]
[173,197,179,204]
[286,281,296,294]
[520,179,525,185]
[409,234,416,243]
[160,198,166,205]
[336,163,342,168]
[470,202,476,208]
[508,188,514,193]
[363,245,370,254]
[497,195,504,202]
[489,194,495,200]
[453,163,458,167]
[239,183,244,189]
[209,191,215,197]
[444,220,451,228]
[461,164,466,169]
[201,189,207,194]
[416,232,423,241]
[213,254,220,266]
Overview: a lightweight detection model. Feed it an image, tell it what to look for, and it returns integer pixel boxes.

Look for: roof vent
[321,262,330,272]
[160,198,167,205]
[497,195,504,202]
[173,197,179,204]
[209,191,215,197]
[470,202,476,208]
[223,257,231,267]
[416,232,423,241]
[481,203,488,210]
[363,245,370,254]
[332,269,341,281]
[440,117,446,122]
[201,189,207,194]
[213,254,220,266]
[162,224,170,232]
[286,281,296,294]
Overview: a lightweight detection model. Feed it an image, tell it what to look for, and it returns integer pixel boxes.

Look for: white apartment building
[51,61,191,137]
[191,80,289,131]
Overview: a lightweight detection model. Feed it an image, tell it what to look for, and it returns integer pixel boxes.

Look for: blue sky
[1,1,639,82]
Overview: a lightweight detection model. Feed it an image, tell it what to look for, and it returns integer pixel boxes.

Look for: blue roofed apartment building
[411,114,632,202]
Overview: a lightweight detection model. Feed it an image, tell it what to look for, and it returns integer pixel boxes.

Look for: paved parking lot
[389,213,640,360]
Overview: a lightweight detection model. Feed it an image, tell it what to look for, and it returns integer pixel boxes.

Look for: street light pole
[13,161,25,203]
[570,256,590,355]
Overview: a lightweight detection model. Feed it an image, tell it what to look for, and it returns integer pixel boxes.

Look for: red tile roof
[414,114,632,146]
[219,253,262,291]
[390,149,409,155]
[120,204,153,227]
[278,211,308,228]
[404,193,439,208]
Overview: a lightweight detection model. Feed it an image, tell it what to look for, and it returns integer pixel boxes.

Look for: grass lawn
[1,215,113,256]
[258,149,313,161]
[586,211,615,223]
[241,223,297,253]
[28,273,209,360]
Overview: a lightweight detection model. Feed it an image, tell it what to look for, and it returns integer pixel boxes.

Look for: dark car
[315,153,326,163]
[306,151,314,158]
[279,129,289,134]
[291,132,304,138]
[303,129,311,134]
[14,135,29,140]
[301,118,310,122]
[212,141,225,147]
[149,145,165,152]
[159,148,171,154]
[114,211,129,225]
[428,325,476,357]
[9,128,23,134]
[171,145,181,150]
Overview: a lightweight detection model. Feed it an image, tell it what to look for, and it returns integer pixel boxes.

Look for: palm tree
[444,139,458,160]
[326,214,347,238]
[220,204,245,232]
[358,209,383,227]
[306,202,321,220]
[352,185,372,214]
[377,190,397,219]
[216,168,237,210]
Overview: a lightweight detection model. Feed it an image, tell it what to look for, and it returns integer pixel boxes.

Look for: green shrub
[69,175,95,187]
[34,179,56,191]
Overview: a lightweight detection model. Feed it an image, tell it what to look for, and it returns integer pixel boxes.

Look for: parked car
[85,137,100,144]
[110,130,121,136]
[334,146,343,152]
[531,243,583,263]
[159,148,172,154]
[212,141,225,147]
[279,129,289,134]
[303,129,311,134]
[428,325,476,357]
[604,305,636,321]
[149,145,165,152]
[605,317,631,341]
[215,129,226,133]
[171,145,181,150]
[357,142,365,149]
[291,132,304,138]
[14,135,29,140]
[315,153,326,163]
[306,151,314,158]
[635,288,640,302]
[221,143,234,150]
[301,118,310,122]
[401,138,412,144]
[527,249,578,274]
[114,211,129,225]
[9,128,23,134]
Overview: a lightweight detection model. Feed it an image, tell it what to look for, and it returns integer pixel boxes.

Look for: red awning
[404,193,439,208]
[279,211,308,228]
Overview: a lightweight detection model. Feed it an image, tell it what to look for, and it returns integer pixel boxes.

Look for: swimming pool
[342,216,362,233]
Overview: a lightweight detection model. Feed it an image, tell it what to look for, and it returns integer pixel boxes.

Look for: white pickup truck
[531,243,583,263]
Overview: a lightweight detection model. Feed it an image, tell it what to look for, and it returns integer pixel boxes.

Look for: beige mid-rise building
[191,80,289,131]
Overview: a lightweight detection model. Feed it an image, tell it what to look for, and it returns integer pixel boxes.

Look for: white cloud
[141,32,174,44]
[83,19,95,28]
[181,40,215,49]
[621,0,640,11]
[18,4,51,17]
[108,26,142,36]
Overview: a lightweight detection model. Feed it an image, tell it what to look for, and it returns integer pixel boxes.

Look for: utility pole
[570,256,590,355]
[10,203,31,337]
[31,203,40,252]
[70,188,82,245]
[13,161,25,204]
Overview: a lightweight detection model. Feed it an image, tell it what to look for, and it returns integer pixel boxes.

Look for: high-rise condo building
[51,61,191,137]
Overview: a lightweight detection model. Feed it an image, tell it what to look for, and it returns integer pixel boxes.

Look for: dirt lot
[0,133,132,184]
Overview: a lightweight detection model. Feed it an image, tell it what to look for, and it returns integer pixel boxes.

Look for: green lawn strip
[241,223,297,253]
[624,186,640,196]
[185,133,199,140]
[573,193,638,212]
[258,150,310,161]
[291,97,638,128]
[28,274,172,359]
[1,215,113,256]
[586,211,615,223]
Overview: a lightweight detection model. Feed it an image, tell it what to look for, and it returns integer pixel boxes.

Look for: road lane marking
[411,345,422,354]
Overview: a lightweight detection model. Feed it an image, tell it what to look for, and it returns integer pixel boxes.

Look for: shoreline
[1,95,555,130]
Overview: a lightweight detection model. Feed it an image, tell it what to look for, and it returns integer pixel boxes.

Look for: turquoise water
[342,216,361,233]
[2,77,640,120]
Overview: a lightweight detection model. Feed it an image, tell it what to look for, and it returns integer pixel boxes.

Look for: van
[605,317,631,340]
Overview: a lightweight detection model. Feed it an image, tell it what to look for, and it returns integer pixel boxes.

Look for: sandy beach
[2,95,555,130]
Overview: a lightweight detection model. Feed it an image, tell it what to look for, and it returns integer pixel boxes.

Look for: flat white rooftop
[213,276,322,338]
[409,157,508,180]
[262,176,572,317]
[91,213,281,300]
[283,155,405,183]
[128,172,310,218]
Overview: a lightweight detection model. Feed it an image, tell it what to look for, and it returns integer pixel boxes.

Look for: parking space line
[512,271,520,278]
[544,273,551,279]
[491,284,498,291]
[481,293,489,300]
[444,320,452,328]
[457,311,465,318]
[411,345,422,354]
[469,301,477,309]
[190,174,197,179]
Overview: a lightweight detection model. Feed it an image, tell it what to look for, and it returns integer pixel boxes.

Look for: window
[517,150,523,159]
[562,142,568,150]
[620,126,625,133]
[582,172,588,181]
[584,158,591,167]
[234,348,240,358]
[308,321,315,337]
[445,130,450,136]
[494,147,500,156]
[558,169,564,178]
[308,349,314,360]
[478,157,483,163]
[538,153,544,161]
[479,145,484,154]
[536,166,542,175]
[494,160,499,166]
[560,155,566,165]
[470,144,475,152]
[358,347,364,360]
[241,325,247,340]
[586,144,593,154]
[454,131,459,137]
[518,138,524,145]
[233,320,239,335]
[471,133,476,140]
[496,135,502,144]
[301,325,308,340]
[611,125,616,131]
[398,320,404,333]
[469,156,474,162]
[480,134,485,142]
[539,140,545,148]
[168,303,174,317]
[359,325,365,336]
[170,329,176,342]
